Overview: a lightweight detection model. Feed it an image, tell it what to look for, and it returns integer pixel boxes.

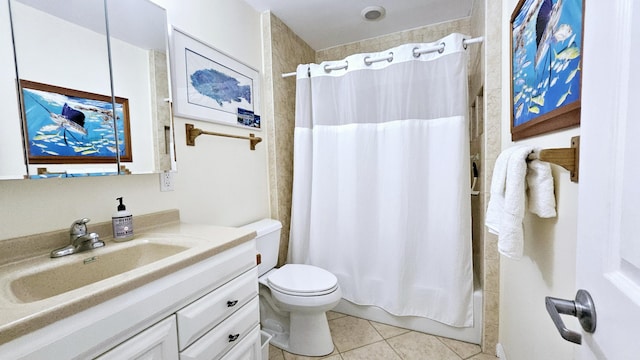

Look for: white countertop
[0,220,256,345]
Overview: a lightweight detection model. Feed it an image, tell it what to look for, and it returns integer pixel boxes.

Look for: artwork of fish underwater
[22,88,127,160]
[512,0,582,126]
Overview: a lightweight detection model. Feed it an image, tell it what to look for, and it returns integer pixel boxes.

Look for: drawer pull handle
[227,300,238,307]
[228,333,240,342]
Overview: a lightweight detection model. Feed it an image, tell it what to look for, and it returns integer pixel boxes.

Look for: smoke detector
[361,6,386,21]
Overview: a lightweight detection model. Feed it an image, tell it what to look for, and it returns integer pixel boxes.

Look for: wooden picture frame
[510,0,583,140]
[171,27,261,129]
[20,80,132,164]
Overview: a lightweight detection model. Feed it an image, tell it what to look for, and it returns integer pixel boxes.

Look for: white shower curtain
[289,33,473,327]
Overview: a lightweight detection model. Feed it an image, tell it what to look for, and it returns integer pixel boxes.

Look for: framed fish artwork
[171,28,261,129]
[510,0,583,140]
[19,80,132,164]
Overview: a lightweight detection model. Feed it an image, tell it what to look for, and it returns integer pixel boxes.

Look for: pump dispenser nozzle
[116,197,126,211]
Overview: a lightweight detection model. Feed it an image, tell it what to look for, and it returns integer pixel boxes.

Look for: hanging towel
[526,154,557,218]
[485,146,557,260]
[485,146,520,235]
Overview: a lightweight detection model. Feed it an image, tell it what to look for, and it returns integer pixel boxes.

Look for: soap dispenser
[112,197,134,241]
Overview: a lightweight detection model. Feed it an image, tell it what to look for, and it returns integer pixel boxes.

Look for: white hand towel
[484,146,519,235]
[497,146,534,259]
[485,146,520,235]
[526,156,557,218]
[486,146,558,260]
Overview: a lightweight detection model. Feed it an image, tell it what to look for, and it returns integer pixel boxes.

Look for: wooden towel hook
[528,136,580,183]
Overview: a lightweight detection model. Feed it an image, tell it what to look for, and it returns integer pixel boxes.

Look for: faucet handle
[70,218,90,235]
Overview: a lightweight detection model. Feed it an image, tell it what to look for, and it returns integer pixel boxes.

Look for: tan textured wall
[480,0,502,354]
[262,12,315,265]
[316,19,470,62]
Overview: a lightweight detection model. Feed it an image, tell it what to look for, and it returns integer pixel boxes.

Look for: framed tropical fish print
[510,0,583,140]
[19,80,132,164]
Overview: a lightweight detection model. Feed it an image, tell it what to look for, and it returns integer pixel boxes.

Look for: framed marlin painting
[19,80,132,164]
[510,0,583,140]
[171,27,261,129]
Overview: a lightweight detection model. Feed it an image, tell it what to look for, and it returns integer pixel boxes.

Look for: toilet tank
[241,219,282,276]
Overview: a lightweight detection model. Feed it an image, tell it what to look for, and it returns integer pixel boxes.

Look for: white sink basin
[9,241,188,303]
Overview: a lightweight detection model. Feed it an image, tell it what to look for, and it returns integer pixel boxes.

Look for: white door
[574,0,640,358]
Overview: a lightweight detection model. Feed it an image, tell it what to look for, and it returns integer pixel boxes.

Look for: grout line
[366,319,406,359]
[384,339,405,359]
[435,336,460,358]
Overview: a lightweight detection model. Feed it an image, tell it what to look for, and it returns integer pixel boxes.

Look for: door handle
[545,289,596,344]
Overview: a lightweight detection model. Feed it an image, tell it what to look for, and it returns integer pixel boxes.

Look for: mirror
[106,0,173,175]
[4,0,173,179]
[0,0,27,179]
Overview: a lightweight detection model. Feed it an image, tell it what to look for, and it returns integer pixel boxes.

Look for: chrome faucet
[50,218,105,258]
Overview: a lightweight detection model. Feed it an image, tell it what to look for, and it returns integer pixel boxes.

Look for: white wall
[0,0,269,240]
[497,1,580,359]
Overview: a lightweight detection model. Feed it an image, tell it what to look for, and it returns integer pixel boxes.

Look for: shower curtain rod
[281,36,484,78]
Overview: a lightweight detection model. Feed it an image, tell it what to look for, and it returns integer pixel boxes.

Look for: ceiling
[243,0,475,50]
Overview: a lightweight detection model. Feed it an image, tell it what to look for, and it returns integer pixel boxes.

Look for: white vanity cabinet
[179,297,260,360]
[97,316,179,360]
[177,268,260,359]
[0,238,260,360]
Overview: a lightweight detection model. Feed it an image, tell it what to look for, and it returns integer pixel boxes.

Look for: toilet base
[260,292,335,356]
[288,312,334,356]
[262,312,334,357]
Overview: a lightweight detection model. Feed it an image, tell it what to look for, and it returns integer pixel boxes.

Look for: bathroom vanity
[0,211,261,359]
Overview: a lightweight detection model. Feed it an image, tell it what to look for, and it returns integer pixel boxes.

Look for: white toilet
[242,219,341,357]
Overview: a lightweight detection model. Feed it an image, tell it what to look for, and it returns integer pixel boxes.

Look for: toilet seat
[267,264,338,297]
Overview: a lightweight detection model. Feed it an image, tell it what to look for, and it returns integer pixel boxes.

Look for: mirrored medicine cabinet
[1,0,174,179]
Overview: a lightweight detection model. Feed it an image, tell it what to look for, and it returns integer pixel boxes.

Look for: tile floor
[268,312,498,360]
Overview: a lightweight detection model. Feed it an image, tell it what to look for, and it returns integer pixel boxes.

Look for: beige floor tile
[329,316,384,353]
[370,321,410,339]
[269,344,285,360]
[386,331,461,360]
[437,336,482,358]
[468,353,499,360]
[341,341,402,360]
[327,311,348,321]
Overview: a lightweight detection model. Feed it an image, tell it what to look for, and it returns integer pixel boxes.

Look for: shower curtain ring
[412,47,421,58]
[438,42,446,54]
[324,60,348,72]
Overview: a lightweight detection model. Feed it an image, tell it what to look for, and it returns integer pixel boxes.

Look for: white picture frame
[171,27,261,129]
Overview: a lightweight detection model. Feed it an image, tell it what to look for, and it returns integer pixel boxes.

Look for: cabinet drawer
[179,297,259,360]
[97,316,178,360]
[177,267,258,350]
[220,325,260,360]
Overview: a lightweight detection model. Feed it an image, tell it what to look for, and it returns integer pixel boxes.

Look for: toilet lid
[268,264,338,296]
